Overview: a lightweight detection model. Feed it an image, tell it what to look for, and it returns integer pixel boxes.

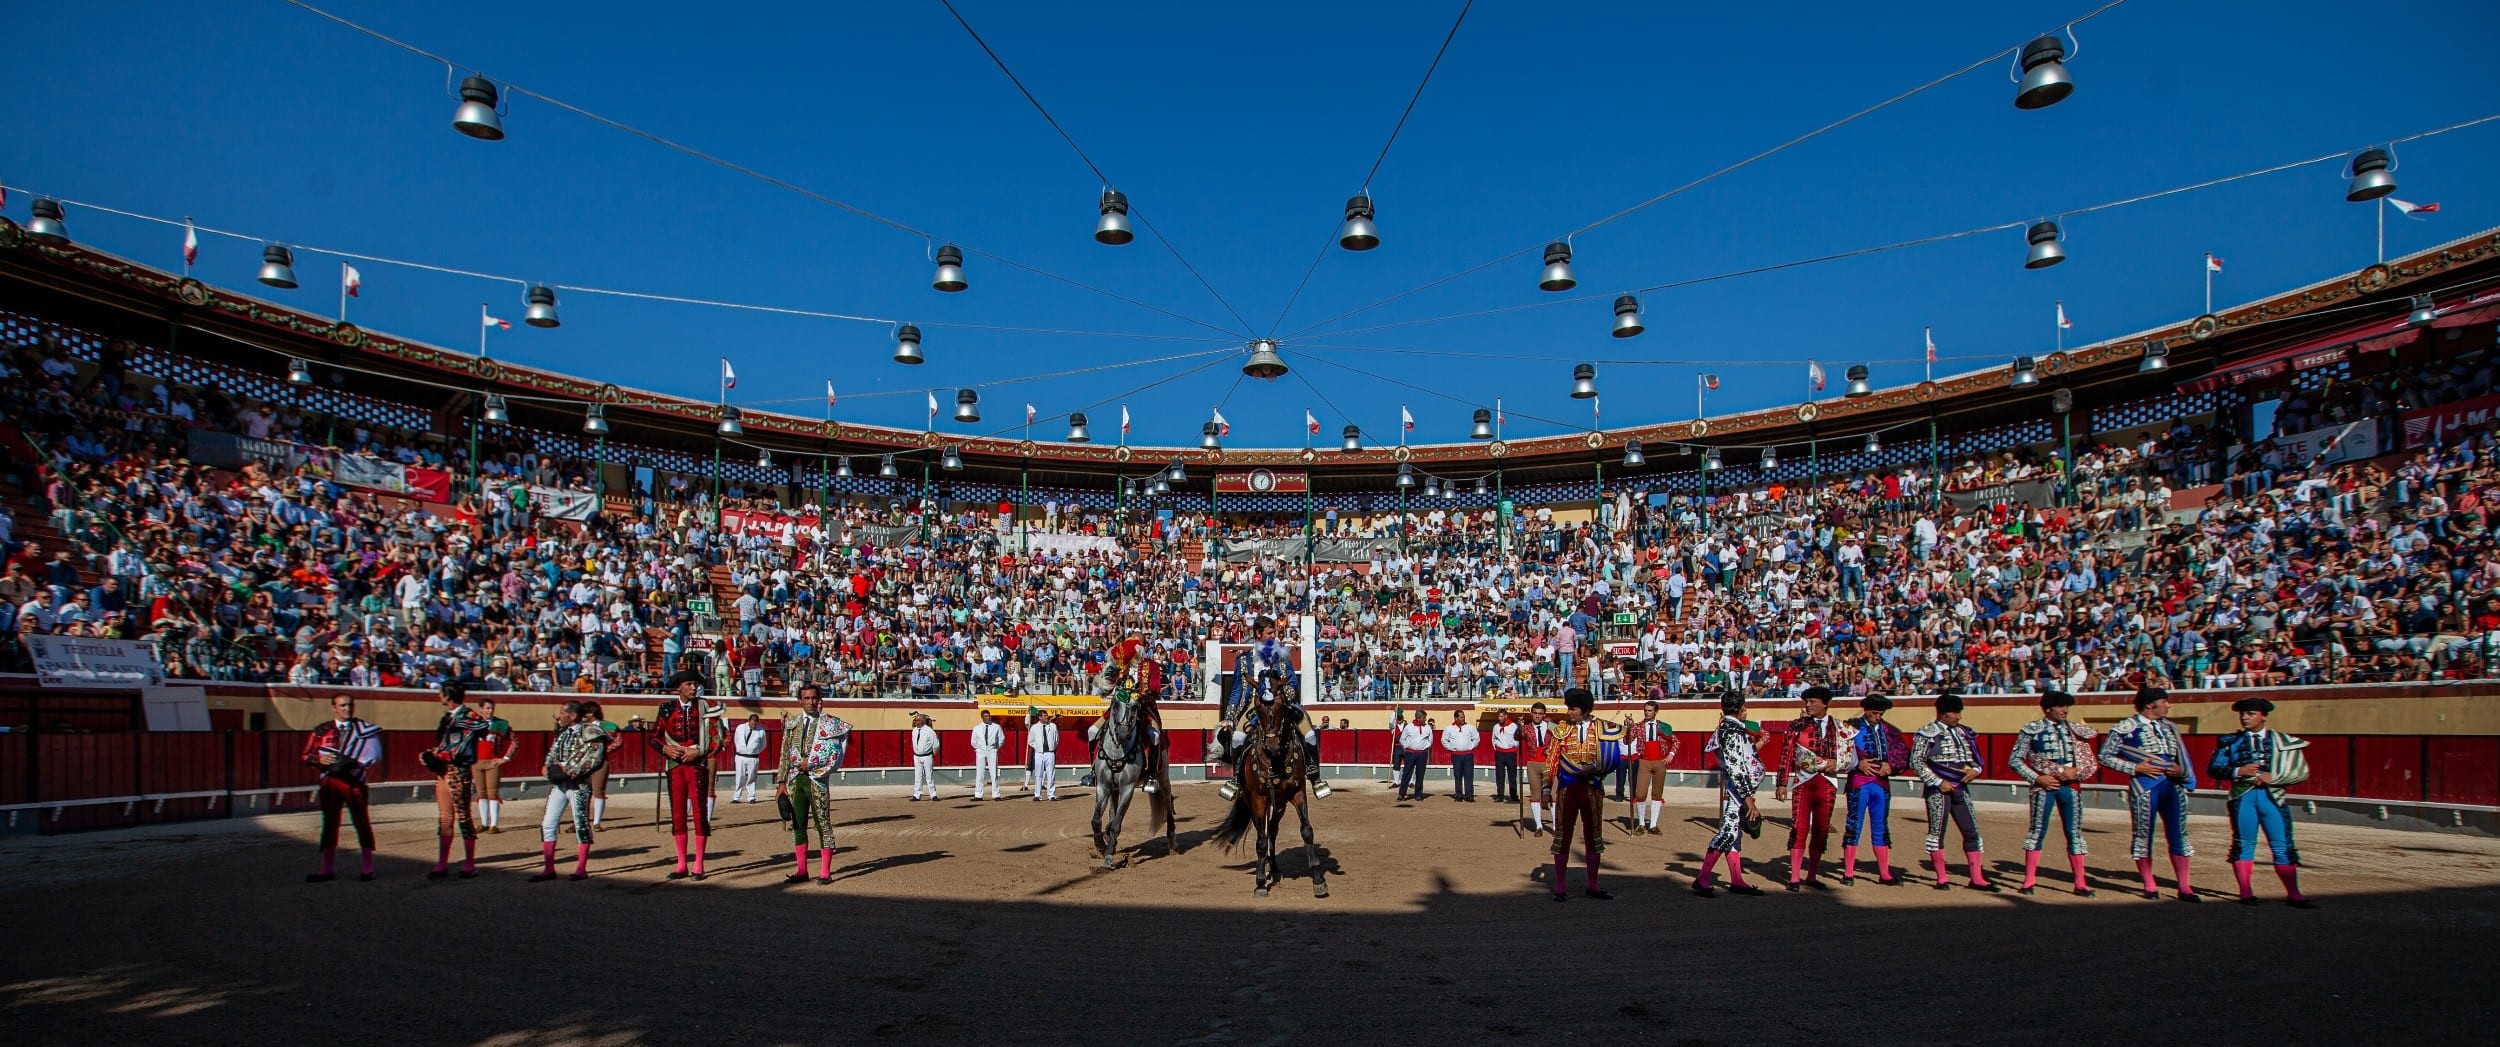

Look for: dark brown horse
[1211,702,1327,898]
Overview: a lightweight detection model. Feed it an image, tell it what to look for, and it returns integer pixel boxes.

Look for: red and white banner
[720,507,821,539]
[2403,393,2500,448]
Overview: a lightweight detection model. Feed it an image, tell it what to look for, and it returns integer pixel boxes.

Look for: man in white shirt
[1027,711,1060,800]
[1396,710,1436,801]
[1490,711,1522,803]
[730,713,768,804]
[969,710,1006,800]
[1442,712,1481,802]
[909,711,941,801]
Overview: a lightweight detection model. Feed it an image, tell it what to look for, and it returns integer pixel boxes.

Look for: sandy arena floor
[2,779,2495,1045]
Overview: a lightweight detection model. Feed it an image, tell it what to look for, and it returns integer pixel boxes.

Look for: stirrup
[1310,777,1332,799]
[1217,780,1240,801]
[1140,778,1159,796]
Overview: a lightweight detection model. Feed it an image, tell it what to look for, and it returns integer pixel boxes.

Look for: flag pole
[340,275,348,324]
[2377,198,2386,264]
[2055,301,2063,354]
[478,303,489,360]
[2204,259,2213,316]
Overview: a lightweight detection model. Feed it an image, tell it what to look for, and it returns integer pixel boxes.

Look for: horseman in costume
[1217,617,1329,800]
[1106,634,1171,795]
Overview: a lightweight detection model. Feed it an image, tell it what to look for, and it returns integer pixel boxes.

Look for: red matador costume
[648,680,728,879]
[1778,702,1854,889]
[303,715,384,882]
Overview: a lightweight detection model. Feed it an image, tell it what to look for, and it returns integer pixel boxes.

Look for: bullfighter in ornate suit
[2209,697,2315,908]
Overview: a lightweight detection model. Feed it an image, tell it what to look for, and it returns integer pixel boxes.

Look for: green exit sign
[1612,612,1638,625]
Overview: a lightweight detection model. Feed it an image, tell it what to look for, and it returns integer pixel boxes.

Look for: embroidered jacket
[304,717,384,784]
[2009,718,2098,786]
[2207,728,2309,805]
[1910,720,1982,789]
[1846,718,1910,789]
[2099,714,2198,789]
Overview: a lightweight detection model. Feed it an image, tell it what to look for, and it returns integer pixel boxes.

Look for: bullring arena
[8,1,2500,1044]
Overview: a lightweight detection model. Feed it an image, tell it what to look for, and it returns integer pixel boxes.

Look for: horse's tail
[1211,789,1254,851]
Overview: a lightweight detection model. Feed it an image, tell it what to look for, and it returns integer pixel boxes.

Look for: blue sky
[13,0,2498,445]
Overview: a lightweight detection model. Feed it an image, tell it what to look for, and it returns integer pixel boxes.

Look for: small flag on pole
[1212,408,1230,437]
[1701,373,1720,391]
[2205,253,2225,273]
[182,220,199,267]
[826,380,838,408]
[720,358,737,389]
[2389,198,2441,219]
[1305,409,1320,436]
[1026,402,1036,425]
[926,390,939,425]
[342,262,362,298]
[1120,404,1132,435]
[1807,360,1827,392]
[1400,404,1414,433]
[2056,301,2071,330]
[483,312,512,330]
[1593,396,1601,424]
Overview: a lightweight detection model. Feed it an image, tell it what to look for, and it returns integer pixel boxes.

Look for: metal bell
[482,394,510,424]
[1612,295,1644,338]
[1845,364,1872,398]
[1201,422,1222,450]
[718,406,745,436]
[2138,339,2169,374]
[1096,189,1134,245]
[878,454,899,479]
[583,404,609,435]
[1470,408,1494,440]
[932,244,967,292]
[2014,35,2074,110]
[2345,148,2396,202]
[288,358,314,386]
[1067,412,1091,443]
[1339,194,1379,251]
[256,245,299,289]
[1342,425,1362,453]
[836,456,854,478]
[1539,241,1576,292]
[1396,463,1414,488]
[2407,294,2437,327]
[1623,439,1645,467]
[524,284,561,328]
[25,198,68,243]
[955,388,981,423]
[1864,432,1882,454]
[2009,356,2039,388]
[894,323,924,364]
[452,75,505,140]
[1242,339,1288,380]
[942,446,964,471]
[1570,363,1597,399]
[2025,220,2066,269]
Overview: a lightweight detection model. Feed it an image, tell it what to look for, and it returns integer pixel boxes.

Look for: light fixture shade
[1761,447,1778,471]
[524,283,561,328]
[1443,482,1457,501]
[1342,424,1362,453]
[877,454,899,478]
[482,394,510,424]
[954,388,981,423]
[2013,35,2074,110]
[717,405,744,436]
[1470,408,1494,440]
[1152,477,1170,496]
[2010,355,2039,388]
[1066,412,1091,443]
[1396,463,1415,487]
[1095,188,1134,245]
[25,198,68,243]
[1166,458,1187,483]
[1473,477,1488,496]
[1845,364,1872,398]
[452,74,505,140]
[287,358,314,386]
[894,323,924,364]
[941,445,963,471]
[256,245,299,289]
[1704,448,1722,471]
[1122,480,1138,500]
[1201,421,1222,450]
[835,456,853,478]
[1242,339,1288,380]
[1539,241,1577,292]
[931,244,967,292]
[2139,339,2169,373]
[1609,294,1645,338]
[1864,432,1882,454]
[1623,439,1644,467]
[2024,220,2066,269]
[1339,194,1379,251]
[582,403,608,435]
[2051,387,2074,415]
[1570,363,1597,399]
[758,449,774,468]
[2345,147,2397,202]
[2407,294,2437,327]
[1423,475,1441,498]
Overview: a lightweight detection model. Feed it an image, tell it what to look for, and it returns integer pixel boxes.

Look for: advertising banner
[22,634,164,688]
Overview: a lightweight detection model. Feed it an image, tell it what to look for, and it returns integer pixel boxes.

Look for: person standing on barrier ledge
[303,692,383,883]
[2209,698,2315,909]
[2102,686,2199,901]
[423,680,489,880]
[1841,694,1909,885]
[2010,689,2098,896]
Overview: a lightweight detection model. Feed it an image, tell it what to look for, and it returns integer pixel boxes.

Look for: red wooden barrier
[2353,736,2423,801]
[2427,737,2500,806]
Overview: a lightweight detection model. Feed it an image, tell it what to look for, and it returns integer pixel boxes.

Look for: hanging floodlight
[1704,448,1722,471]
[1201,422,1222,451]
[717,405,744,436]
[1539,241,1577,292]
[1623,439,1645,467]
[1339,193,1379,251]
[877,454,899,479]
[1845,364,1872,398]
[1122,480,1138,500]
[1864,431,1882,454]
[1423,475,1441,498]
[2009,355,2039,388]
[941,446,964,471]
[894,323,924,365]
[1761,446,1778,471]
[1342,425,1362,453]
[758,449,774,469]
[2407,294,2438,328]
[1570,363,1597,399]
[482,394,510,424]
[954,389,981,424]
[524,284,561,328]
[1167,458,1187,483]
[1473,477,1488,496]
[2345,147,2397,202]
[256,245,299,289]
[287,358,314,386]
[582,403,608,435]
[2024,220,2067,269]
[931,244,968,292]
[1095,188,1134,245]
[835,456,854,478]
[2013,34,2075,110]
[452,74,506,140]
[25,198,68,243]
[1612,295,1645,338]
[1152,477,1171,496]
[1443,482,1458,501]
[1396,463,1415,488]
[2139,339,2169,374]
[1243,339,1289,380]
[1066,412,1091,443]
[1470,409,1494,440]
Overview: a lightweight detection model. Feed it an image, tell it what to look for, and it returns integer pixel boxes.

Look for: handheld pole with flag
[340,262,361,321]
[2204,253,2223,315]
[182,219,198,275]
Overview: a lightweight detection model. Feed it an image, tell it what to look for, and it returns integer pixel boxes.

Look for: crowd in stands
[4,324,2498,701]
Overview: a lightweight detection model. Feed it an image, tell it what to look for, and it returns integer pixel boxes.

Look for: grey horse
[1088,698,1175,869]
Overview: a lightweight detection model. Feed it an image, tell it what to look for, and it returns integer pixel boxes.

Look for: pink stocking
[2021,851,2042,889]
[1872,845,1892,881]
[2273,864,2304,901]
[434,834,451,872]
[1840,844,1860,880]
[2232,859,2256,898]
[1698,849,1722,889]
[671,833,689,874]
[2170,855,2194,897]
[2067,853,2087,890]
[1928,850,1950,886]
